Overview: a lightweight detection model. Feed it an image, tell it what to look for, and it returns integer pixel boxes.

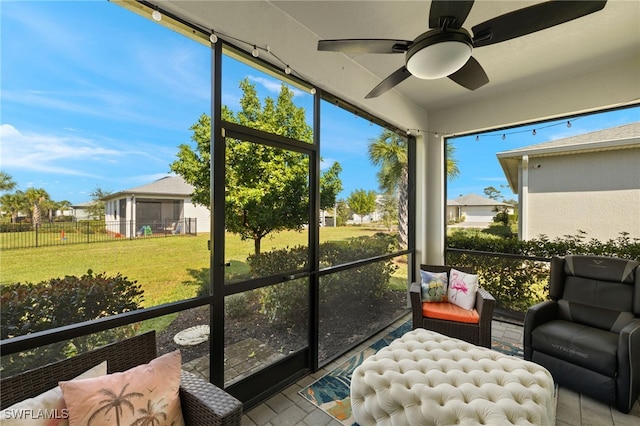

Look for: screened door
[214,122,316,405]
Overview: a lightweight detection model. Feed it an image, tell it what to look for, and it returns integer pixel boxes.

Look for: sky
[447,106,640,201]
[1,1,638,206]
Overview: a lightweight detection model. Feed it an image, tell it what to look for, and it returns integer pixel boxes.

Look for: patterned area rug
[299,322,524,426]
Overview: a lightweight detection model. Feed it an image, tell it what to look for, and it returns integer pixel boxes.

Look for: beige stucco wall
[423,57,639,264]
[525,148,640,241]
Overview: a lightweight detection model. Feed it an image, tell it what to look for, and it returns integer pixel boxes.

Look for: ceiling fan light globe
[407,40,472,79]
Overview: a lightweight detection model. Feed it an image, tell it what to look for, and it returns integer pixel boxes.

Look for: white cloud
[477,177,507,182]
[320,158,336,170]
[0,124,122,177]
[222,93,241,111]
[248,75,306,97]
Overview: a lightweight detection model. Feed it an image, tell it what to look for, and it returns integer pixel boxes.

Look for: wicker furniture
[0,331,242,425]
[525,255,640,413]
[409,264,496,347]
[351,329,556,426]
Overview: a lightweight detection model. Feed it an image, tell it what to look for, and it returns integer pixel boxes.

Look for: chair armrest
[524,300,557,330]
[409,282,421,306]
[475,287,496,347]
[616,318,640,413]
[179,370,242,425]
[475,287,496,319]
[523,300,557,360]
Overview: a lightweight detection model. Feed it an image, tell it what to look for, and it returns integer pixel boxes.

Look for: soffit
[155,1,639,128]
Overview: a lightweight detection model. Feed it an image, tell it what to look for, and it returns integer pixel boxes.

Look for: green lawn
[1,226,406,307]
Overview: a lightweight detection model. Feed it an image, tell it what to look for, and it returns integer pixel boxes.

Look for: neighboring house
[446,199,462,223]
[102,176,210,237]
[447,194,513,225]
[497,122,640,241]
[71,202,95,220]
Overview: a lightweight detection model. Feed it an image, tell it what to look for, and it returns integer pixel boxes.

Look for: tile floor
[238,314,640,426]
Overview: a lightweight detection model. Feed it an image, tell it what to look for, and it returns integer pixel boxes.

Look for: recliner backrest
[550,255,640,333]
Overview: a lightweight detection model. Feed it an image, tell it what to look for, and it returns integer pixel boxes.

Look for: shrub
[248,233,399,323]
[447,230,640,313]
[482,224,514,238]
[226,293,251,319]
[247,245,309,323]
[493,210,510,226]
[1,270,143,375]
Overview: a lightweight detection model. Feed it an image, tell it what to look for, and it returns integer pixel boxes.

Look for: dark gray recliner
[524,255,640,413]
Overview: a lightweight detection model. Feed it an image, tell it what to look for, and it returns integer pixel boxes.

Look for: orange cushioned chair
[409,265,496,347]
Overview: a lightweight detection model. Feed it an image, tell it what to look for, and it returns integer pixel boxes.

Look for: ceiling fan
[317,0,607,99]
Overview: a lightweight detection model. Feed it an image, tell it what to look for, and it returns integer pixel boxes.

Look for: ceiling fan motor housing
[406,28,473,80]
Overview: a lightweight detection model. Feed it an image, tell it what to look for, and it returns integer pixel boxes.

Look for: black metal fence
[0,218,197,250]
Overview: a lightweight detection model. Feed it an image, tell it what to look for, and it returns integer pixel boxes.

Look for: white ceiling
[157,0,639,130]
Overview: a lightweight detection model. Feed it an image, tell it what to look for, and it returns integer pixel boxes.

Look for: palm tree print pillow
[59,350,184,426]
[420,270,448,302]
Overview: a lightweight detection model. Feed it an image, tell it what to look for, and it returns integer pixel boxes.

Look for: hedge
[447,230,639,313]
[1,270,143,375]
[248,233,399,323]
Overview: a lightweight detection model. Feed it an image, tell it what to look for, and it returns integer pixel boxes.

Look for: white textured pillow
[447,268,479,310]
[0,361,107,426]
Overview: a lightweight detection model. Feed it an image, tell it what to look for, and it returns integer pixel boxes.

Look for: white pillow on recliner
[447,268,479,310]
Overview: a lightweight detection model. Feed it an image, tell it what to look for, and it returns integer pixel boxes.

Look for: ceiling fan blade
[365,66,412,99]
[318,39,411,54]
[429,0,475,29]
[472,0,607,47]
[448,56,489,90]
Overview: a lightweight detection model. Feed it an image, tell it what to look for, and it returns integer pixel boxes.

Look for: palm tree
[369,131,461,247]
[368,129,409,247]
[24,187,49,225]
[131,399,168,426]
[0,191,26,223]
[88,383,143,426]
[0,190,28,223]
[54,200,72,220]
[0,172,16,192]
[446,141,460,180]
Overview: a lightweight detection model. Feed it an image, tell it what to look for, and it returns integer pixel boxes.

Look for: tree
[55,200,72,219]
[446,141,460,180]
[24,187,50,225]
[368,131,460,247]
[171,78,342,254]
[0,190,26,223]
[335,199,350,226]
[380,191,398,231]
[0,172,16,192]
[347,189,377,224]
[87,186,111,221]
[368,130,408,245]
[320,162,343,211]
[484,186,501,201]
[493,208,510,226]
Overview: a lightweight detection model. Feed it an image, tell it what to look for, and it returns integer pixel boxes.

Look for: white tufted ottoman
[351,329,555,426]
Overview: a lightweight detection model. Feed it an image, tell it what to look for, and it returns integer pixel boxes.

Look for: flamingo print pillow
[59,350,184,426]
[420,270,448,302]
[447,268,479,310]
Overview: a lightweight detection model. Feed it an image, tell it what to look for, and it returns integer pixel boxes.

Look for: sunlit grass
[1,226,395,307]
